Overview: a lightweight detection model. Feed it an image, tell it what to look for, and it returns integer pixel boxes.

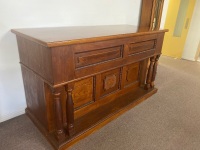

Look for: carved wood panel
[74,46,123,68]
[123,62,140,87]
[99,68,120,97]
[72,77,94,109]
[128,40,156,55]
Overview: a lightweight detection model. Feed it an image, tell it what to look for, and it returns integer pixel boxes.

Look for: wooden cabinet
[12,25,167,149]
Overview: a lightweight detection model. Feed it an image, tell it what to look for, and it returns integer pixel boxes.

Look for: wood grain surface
[12,25,168,47]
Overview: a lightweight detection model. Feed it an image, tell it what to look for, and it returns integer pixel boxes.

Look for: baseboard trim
[0,108,25,123]
[181,57,195,61]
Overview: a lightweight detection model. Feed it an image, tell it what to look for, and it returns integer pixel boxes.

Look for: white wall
[0,0,169,122]
[160,0,170,29]
[182,0,200,61]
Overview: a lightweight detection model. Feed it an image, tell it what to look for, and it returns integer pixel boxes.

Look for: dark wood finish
[100,68,120,97]
[66,85,75,136]
[74,80,140,120]
[139,0,154,31]
[21,66,48,129]
[72,77,94,109]
[52,88,66,141]
[123,62,140,87]
[139,0,165,31]
[139,59,149,87]
[17,37,53,84]
[151,55,160,88]
[44,83,56,132]
[12,25,167,47]
[52,46,75,85]
[12,24,167,150]
[128,40,156,55]
[145,56,155,90]
[75,46,123,68]
[155,32,165,54]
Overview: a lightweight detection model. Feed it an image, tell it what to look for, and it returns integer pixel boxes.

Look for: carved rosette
[104,74,117,91]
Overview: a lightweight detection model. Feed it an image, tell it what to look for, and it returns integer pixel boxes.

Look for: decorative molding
[154,39,157,48]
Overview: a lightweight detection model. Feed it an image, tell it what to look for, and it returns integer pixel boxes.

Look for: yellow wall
[162,0,196,58]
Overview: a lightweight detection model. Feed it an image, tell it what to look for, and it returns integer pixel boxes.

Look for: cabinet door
[95,68,121,99]
[72,77,94,109]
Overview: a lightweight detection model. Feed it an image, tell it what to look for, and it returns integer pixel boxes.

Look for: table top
[11,25,167,47]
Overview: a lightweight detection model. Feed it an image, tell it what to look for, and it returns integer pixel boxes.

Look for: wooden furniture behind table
[12,1,167,149]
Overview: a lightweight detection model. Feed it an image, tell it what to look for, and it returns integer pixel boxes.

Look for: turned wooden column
[53,88,65,141]
[66,85,75,136]
[139,59,149,87]
[145,56,156,90]
[151,55,160,88]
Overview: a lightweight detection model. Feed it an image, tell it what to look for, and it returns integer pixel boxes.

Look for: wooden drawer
[128,40,156,55]
[75,46,123,68]
[74,37,157,79]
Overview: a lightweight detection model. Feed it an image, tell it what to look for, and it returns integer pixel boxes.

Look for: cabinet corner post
[52,87,66,141]
[66,84,75,136]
